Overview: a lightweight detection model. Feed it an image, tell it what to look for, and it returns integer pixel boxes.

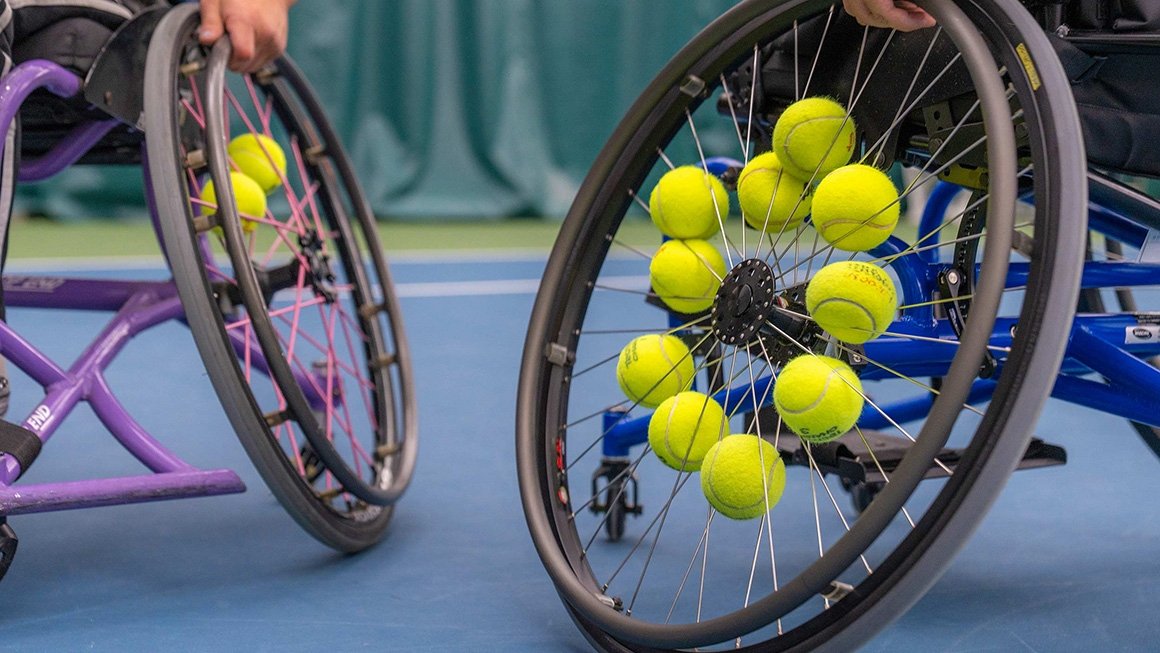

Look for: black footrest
[751,408,1067,485]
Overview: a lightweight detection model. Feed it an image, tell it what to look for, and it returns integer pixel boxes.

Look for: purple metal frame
[0,60,246,515]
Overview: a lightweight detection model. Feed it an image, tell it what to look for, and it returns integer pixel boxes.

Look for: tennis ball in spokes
[700,434,786,520]
[648,391,729,471]
[736,151,812,233]
[616,334,696,408]
[812,164,900,252]
[772,96,857,182]
[199,171,266,233]
[648,166,729,239]
[228,133,287,194]
[806,261,898,344]
[773,354,863,443]
[649,239,727,314]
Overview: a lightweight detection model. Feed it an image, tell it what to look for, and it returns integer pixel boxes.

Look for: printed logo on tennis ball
[616,334,695,408]
[200,171,266,233]
[806,261,898,344]
[773,354,864,443]
[228,133,287,194]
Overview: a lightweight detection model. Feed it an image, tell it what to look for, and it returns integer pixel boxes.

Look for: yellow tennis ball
[736,151,811,232]
[773,355,863,443]
[812,164,900,252]
[200,172,266,233]
[228,134,287,194]
[648,166,729,239]
[648,391,729,471]
[772,97,857,182]
[649,239,727,315]
[806,261,898,344]
[616,334,696,408]
[700,434,786,520]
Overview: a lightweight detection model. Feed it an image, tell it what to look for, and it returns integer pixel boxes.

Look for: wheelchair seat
[9,0,160,165]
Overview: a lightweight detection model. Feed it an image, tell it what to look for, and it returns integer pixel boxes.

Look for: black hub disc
[712,258,778,346]
[711,258,820,363]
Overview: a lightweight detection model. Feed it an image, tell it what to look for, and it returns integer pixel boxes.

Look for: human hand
[198,0,296,73]
[842,0,936,31]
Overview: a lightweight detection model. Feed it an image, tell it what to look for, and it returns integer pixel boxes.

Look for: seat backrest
[11,0,165,73]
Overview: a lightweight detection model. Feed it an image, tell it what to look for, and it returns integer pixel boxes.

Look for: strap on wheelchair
[0,419,40,478]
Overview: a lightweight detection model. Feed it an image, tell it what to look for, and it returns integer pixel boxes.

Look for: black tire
[517,0,1085,650]
[144,4,417,552]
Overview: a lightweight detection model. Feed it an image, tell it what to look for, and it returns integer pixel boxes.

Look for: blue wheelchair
[517,0,1157,649]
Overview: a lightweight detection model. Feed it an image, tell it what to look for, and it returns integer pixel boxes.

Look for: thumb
[198,0,224,44]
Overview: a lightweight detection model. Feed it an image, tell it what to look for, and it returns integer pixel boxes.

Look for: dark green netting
[16,0,735,221]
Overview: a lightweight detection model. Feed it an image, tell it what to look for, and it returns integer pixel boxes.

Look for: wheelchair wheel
[517,0,1086,649]
[144,4,417,552]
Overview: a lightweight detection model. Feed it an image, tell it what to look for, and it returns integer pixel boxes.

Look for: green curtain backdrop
[16,0,736,221]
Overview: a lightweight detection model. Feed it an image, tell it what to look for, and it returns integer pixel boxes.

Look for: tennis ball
[649,166,729,239]
[806,261,898,344]
[648,391,729,471]
[736,151,811,232]
[200,172,266,233]
[700,434,786,520]
[812,164,900,252]
[772,97,857,182]
[228,134,287,194]
[649,239,727,314]
[616,334,696,408]
[773,355,863,443]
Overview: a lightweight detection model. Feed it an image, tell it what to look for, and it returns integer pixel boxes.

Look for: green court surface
[4,217,664,260]
[7,215,917,262]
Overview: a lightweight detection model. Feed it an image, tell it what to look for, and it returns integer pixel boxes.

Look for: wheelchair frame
[0,58,249,511]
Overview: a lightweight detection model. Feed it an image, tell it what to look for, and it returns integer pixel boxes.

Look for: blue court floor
[0,252,1157,652]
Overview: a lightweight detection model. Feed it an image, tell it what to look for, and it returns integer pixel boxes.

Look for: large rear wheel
[518,0,1086,649]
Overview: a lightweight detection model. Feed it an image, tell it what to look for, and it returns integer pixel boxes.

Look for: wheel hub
[298,229,338,302]
[712,258,777,346]
[711,258,819,363]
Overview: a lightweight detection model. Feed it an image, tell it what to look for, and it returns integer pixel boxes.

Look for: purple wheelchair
[0,1,417,580]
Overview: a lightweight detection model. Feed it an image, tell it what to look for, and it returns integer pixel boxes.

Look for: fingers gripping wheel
[144,5,417,552]
[517,0,1086,650]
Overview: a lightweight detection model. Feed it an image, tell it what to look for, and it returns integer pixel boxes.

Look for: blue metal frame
[600,177,1160,457]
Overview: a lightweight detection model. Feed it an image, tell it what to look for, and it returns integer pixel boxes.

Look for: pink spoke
[181,98,207,130]
[338,306,382,422]
[289,136,329,237]
[281,264,310,370]
[260,182,321,268]
[226,89,296,197]
[244,320,254,384]
[308,299,375,471]
[327,301,375,474]
[272,292,374,384]
[337,306,382,464]
[243,75,274,135]
[188,75,207,130]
